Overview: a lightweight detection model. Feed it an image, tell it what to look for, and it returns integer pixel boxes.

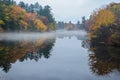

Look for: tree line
[57,16,86,30]
[0,0,56,32]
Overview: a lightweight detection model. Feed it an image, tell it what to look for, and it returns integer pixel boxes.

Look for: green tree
[38,5,55,23]
[19,1,26,9]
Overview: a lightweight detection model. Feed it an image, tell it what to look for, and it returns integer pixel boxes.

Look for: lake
[0,30,120,80]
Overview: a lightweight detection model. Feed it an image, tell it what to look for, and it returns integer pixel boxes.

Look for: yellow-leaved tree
[0,20,4,25]
[90,9,115,31]
[35,19,47,32]
[0,20,4,31]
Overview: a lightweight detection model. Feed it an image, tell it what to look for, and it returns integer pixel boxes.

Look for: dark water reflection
[0,31,120,80]
[88,45,120,76]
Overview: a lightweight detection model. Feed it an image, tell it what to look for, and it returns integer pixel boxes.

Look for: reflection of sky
[1,37,120,80]
[15,0,120,23]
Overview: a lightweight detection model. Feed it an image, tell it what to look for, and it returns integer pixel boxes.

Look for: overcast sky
[15,0,120,23]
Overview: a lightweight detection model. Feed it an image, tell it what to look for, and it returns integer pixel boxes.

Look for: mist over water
[0,30,87,41]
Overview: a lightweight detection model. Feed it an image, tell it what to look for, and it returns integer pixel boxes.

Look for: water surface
[0,30,120,80]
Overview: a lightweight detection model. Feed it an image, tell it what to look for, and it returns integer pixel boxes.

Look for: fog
[0,30,87,41]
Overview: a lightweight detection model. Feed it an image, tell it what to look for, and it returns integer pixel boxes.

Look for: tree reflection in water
[85,40,120,76]
[0,31,87,73]
[0,38,56,73]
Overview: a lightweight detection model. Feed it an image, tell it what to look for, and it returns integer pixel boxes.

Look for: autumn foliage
[87,2,120,46]
[90,9,115,31]
[0,0,56,32]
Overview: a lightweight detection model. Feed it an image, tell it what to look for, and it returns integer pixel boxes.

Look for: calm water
[0,30,120,80]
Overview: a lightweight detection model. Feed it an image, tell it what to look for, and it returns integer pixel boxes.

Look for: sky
[15,0,120,23]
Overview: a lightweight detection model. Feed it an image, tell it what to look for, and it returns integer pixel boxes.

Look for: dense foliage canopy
[86,2,120,46]
[0,0,56,32]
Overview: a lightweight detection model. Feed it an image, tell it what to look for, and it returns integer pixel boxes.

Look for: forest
[85,2,120,46]
[0,0,56,32]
